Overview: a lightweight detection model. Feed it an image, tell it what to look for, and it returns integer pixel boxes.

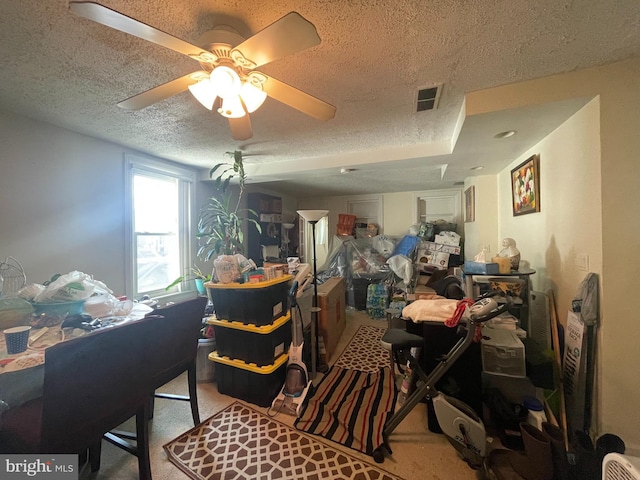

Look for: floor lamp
[297,209,329,379]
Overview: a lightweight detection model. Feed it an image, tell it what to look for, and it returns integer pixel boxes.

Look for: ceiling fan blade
[233,12,321,69]
[260,74,336,121]
[69,2,207,58]
[229,115,253,141]
[117,72,204,110]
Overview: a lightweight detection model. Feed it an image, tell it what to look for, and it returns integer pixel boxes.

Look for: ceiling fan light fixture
[188,79,216,110]
[217,95,246,118]
[210,65,242,99]
[240,82,267,113]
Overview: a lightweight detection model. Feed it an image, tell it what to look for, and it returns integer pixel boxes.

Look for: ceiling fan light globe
[240,82,267,113]
[218,96,246,118]
[210,65,241,99]
[188,79,216,110]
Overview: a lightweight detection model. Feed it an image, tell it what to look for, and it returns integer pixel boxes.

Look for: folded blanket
[402,298,459,322]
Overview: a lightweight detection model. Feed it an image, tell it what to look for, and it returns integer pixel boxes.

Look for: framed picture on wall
[511,154,541,216]
[464,186,475,222]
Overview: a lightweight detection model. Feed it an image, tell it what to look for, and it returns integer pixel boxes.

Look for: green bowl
[32,300,85,316]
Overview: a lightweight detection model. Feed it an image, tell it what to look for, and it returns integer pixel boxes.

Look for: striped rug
[295,365,396,455]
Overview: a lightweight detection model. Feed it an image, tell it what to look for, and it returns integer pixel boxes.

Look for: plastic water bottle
[523,396,546,431]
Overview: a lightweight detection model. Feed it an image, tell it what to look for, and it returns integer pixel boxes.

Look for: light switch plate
[577,253,589,271]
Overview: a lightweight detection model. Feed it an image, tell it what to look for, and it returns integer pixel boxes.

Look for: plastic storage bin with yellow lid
[204,274,292,326]
[208,313,291,366]
[209,351,288,407]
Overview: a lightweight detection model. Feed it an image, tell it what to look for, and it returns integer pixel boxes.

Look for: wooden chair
[0,315,162,479]
[102,296,208,468]
[147,296,208,426]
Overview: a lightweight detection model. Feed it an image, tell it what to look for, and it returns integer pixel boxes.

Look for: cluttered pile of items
[0,266,139,335]
[316,219,464,319]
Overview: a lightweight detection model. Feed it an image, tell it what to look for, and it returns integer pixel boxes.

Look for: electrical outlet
[577,253,589,272]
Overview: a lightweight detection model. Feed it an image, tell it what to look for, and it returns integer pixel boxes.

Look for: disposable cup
[4,325,31,354]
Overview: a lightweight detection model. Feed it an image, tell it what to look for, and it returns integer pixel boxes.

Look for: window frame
[124,154,197,301]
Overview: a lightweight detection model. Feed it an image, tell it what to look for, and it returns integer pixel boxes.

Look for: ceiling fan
[69,2,336,140]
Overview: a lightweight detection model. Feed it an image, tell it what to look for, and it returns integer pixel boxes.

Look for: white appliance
[270,280,312,417]
[603,453,640,480]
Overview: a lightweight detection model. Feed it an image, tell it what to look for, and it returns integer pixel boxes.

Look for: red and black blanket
[295,365,396,455]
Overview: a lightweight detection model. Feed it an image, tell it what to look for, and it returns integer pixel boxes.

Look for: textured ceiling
[1,0,638,196]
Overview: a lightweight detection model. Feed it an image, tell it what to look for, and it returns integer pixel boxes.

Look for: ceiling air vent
[416,84,442,112]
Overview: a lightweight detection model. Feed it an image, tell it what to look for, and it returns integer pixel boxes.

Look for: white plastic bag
[84,294,133,318]
[33,271,113,303]
[17,283,46,302]
[387,254,413,284]
[213,256,240,283]
[474,246,492,263]
[373,235,395,257]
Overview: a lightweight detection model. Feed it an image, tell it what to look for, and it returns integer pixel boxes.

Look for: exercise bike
[375,292,512,467]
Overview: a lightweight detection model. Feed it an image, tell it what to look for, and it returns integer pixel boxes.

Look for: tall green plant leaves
[196,151,261,260]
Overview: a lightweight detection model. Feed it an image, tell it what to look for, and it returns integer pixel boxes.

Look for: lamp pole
[310,220,319,378]
[296,209,329,379]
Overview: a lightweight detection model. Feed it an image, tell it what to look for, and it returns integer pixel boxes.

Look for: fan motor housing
[197,26,245,51]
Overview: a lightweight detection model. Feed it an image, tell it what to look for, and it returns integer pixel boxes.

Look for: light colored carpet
[80,309,479,480]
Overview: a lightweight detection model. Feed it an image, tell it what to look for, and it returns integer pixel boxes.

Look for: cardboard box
[417,242,462,271]
[317,277,346,364]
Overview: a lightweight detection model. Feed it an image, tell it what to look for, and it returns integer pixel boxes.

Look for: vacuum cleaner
[270,280,313,417]
[376,291,512,467]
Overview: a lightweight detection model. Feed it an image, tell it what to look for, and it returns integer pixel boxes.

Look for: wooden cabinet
[247,193,282,266]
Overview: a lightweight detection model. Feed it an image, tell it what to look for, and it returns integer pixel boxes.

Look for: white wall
[463,175,499,260]
[497,98,602,308]
[466,58,640,453]
[299,190,458,238]
[383,192,415,235]
[0,110,209,297]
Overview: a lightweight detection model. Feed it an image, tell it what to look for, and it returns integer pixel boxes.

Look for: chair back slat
[146,296,207,389]
[41,315,158,452]
[39,296,207,452]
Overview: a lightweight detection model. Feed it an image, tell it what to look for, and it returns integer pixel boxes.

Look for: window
[125,154,196,300]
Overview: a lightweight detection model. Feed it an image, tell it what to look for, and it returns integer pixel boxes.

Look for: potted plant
[165,265,211,295]
[196,150,261,260]
[166,151,260,292]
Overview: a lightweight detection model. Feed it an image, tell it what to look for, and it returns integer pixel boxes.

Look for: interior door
[347,196,383,235]
[415,189,462,232]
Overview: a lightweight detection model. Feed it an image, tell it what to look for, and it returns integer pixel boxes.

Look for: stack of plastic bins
[205,275,292,407]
